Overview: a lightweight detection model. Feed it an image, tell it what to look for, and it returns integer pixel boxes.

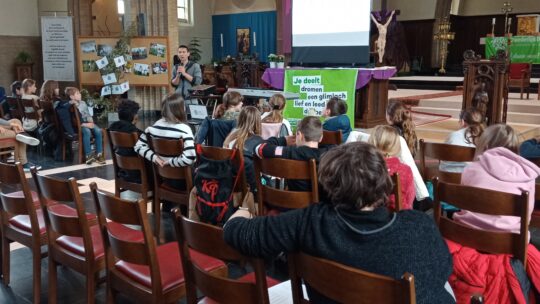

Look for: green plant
[268,54,278,62]
[189,37,202,62]
[100,22,137,81]
[277,55,285,62]
[15,51,32,64]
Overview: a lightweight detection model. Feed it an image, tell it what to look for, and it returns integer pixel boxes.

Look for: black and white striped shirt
[134,118,196,167]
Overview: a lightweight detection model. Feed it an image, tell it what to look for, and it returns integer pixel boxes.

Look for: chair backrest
[261,123,285,140]
[196,145,247,195]
[433,178,529,265]
[320,130,342,146]
[288,252,416,304]
[173,210,270,304]
[391,172,402,211]
[20,98,40,121]
[89,183,163,295]
[0,162,40,236]
[107,130,149,187]
[254,157,319,214]
[6,96,23,120]
[30,169,97,261]
[419,139,475,182]
[509,63,532,80]
[38,99,56,125]
[148,135,193,193]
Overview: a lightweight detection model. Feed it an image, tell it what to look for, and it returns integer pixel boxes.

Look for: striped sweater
[134,118,196,167]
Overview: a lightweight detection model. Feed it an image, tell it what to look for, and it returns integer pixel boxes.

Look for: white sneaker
[15,134,40,146]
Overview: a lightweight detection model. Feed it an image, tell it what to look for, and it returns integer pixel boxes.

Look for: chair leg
[86,270,95,304]
[48,258,57,304]
[154,197,161,242]
[32,247,42,304]
[520,87,524,99]
[1,237,10,285]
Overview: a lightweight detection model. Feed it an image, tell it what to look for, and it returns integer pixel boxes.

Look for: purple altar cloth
[261,67,397,90]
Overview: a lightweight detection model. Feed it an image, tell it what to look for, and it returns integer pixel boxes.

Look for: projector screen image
[292,0,371,65]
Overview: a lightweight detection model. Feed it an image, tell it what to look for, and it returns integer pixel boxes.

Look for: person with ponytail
[386,101,418,157]
[261,93,292,136]
[439,107,485,173]
[213,91,243,120]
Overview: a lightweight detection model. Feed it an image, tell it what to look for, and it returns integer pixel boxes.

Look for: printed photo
[151,62,168,74]
[131,47,148,60]
[134,63,150,76]
[97,44,113,57]
[237,28,250,55]
[81,41,97,53]
[149,43,167,58]
[82,60,98,72]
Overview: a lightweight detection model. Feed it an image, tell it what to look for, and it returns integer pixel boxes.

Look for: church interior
[0,0,540,303]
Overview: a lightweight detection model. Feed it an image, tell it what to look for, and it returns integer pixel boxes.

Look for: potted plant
[277,55,285,69]
[189,37,202,62]
[14,51,34,80]
[268,54,278,68]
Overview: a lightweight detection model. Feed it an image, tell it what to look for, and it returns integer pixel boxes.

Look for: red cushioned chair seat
[509,63,529,79]
[56,223,142,260]
[9,209,46,234]
[198,273,281,304]
[115,243,226,292]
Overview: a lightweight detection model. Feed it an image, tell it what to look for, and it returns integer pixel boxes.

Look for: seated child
[65,87,105,165]
[368,125,415,210]
[322,97,351,142]
[254,116,333,192]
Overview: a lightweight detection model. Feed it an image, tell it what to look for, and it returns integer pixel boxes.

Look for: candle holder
[433,16,455,74]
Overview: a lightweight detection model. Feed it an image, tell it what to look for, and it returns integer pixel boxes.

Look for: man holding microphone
[171,45,202,104]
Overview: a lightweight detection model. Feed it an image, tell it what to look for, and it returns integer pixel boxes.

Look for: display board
[283,69,358,129]
[485,36,540,64]
[77,36,170,87]
[42,16,76,81]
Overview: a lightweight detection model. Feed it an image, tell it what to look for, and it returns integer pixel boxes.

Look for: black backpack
[194,145,243,226]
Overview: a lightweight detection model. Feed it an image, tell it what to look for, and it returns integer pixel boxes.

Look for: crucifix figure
[371,10,395,64]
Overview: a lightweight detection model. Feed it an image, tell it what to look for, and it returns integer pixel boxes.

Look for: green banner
[283,69,358,130]
[486,36,540,64]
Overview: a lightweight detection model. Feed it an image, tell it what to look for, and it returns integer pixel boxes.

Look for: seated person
[322,97,351,142]
[0,118,40,171]
[224,142,454,303]
[213,91,243,120]
[439,108,484,173]
[254,116,332,192]
[368,125,415,210]
[108,99,152,184]
[65,87,105,165]
[519,135,540,161]
[2,81,22,119]
[454,124,540,236]
[261,93,292,137]
[21,78,41,131]
[387,100,418,157]
[223,106,264,192]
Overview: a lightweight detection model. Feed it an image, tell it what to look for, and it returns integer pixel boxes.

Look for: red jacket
[386,157,415,210]
[446,239,540,303]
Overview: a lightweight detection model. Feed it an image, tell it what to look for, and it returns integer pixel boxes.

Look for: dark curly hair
[318,142,392,210]
[117,99,141,122]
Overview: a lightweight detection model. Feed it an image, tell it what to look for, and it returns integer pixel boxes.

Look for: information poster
[485,36,540,64]
[283,69,357,129]
[41,16,75,81]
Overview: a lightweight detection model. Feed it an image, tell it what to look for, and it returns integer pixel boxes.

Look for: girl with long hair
[39,80,60,103]
[213,91,243,120]
[386,101,418,157]
[261,93,292,136]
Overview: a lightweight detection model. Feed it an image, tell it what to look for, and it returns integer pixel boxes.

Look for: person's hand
[228,208,253,222]
[82,122,94,128]
[177,65,186,76]
[9,122,23,133]
[154,156,167,167]
[285,135,296,146]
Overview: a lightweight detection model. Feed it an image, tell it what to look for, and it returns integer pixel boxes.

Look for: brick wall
[0,36,43,91]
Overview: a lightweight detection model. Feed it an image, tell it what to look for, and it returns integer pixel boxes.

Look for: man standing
[171,45,202,103]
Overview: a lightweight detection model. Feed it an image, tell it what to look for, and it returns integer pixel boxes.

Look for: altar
[261,67,397,128]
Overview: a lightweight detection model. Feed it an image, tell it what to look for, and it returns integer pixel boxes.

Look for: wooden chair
[107,130,152,202]
[20,98,41,125]
[254,158,319,215]
[433,178,529,265]
[148,135,193,240]
[90,183,213,303]
[0,162,46,303]
[31,169,139,303]
[174,211,278,304]
[419,139,475,183]
[508,63,532,99]
[529,183,540,228]
[320,130,342,146]
[288,252,416,304]
[5,97,23,120]
[391,172,403,211]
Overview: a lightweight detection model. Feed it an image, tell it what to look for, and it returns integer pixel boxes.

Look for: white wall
[38,0,68,16]
[213,0,276,15]
[0,0,39,36]
[460,0,540,16]
[179,0,214,64]
[386,0,436,20]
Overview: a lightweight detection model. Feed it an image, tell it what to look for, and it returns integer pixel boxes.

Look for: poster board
[76,36,170,87]
[41,16,76,81]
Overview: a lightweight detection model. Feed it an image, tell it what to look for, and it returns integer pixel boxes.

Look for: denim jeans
[81,126,102,156]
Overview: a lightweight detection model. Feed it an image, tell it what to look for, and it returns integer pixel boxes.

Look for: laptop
[188,104,208,125]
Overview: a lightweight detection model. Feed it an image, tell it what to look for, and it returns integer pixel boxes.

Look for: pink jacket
[454,147,540,235]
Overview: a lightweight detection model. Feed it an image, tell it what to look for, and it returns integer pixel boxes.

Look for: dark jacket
[520,138,540,160]
[195,117,236,147]
[224,204,454,304]
[108,120,149,185]
[322,114,352,142]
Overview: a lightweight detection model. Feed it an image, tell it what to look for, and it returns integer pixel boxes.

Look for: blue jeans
[82,126,103,156]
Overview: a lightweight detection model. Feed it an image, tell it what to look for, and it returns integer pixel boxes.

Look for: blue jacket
[520,139,540,160]
[323,114,351,143]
